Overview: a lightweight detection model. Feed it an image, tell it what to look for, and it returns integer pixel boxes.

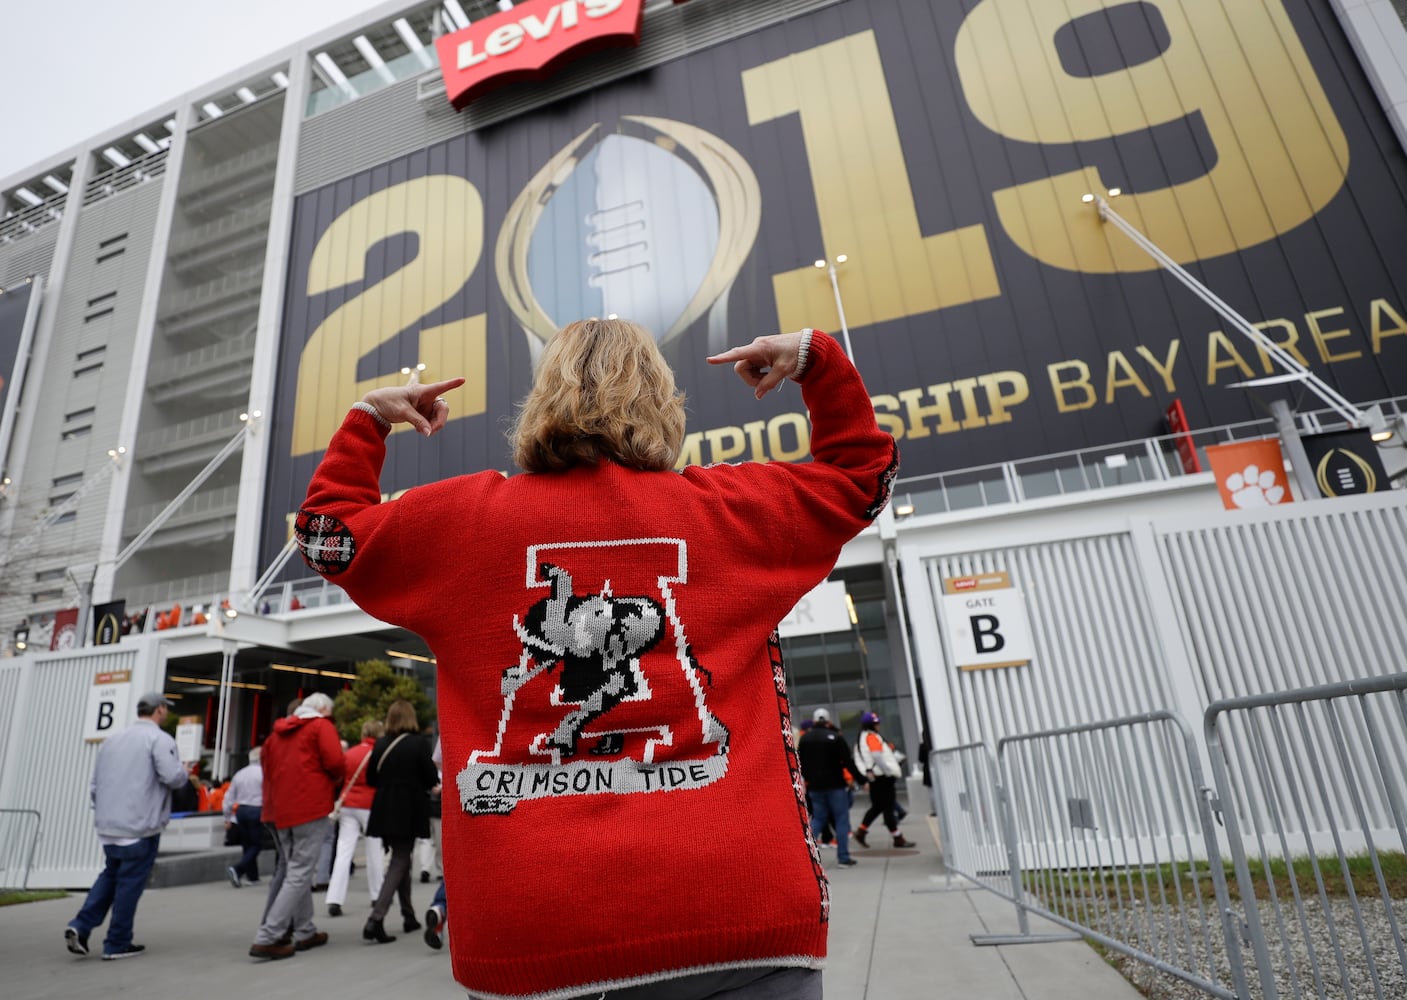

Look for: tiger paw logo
[458,538,729,815]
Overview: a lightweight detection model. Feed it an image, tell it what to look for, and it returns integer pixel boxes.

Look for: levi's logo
[435,0,645,111]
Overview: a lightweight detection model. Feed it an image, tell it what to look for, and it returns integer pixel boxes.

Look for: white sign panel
[83,669,133,742]
[779,580,852,638]
[175,718,205,763]
[941,572,1034,671]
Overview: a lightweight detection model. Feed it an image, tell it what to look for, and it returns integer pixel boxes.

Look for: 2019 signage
[264,0,1407,562]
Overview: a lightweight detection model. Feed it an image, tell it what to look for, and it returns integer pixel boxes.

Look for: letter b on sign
[970,614,1006,654]
[96,701,115,732]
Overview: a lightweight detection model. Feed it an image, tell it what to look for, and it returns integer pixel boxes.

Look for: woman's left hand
[362,376,467,437]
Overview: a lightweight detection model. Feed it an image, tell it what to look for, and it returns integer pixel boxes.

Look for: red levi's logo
[435,0,645,111]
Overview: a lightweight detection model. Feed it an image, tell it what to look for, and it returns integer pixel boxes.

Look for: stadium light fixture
[101,147,132,168]
[132,133,160,155]
[236,87,258,104]
[13,187,43,207]
[201,102,225,119]
[272,71,290,89]
[41,175,68,194]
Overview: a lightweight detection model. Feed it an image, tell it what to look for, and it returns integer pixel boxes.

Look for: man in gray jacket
[64,691,189,961]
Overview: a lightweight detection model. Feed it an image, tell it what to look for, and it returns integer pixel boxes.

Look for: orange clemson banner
[1205,439,1294,510]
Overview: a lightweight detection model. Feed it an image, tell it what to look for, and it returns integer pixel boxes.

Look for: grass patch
[0,889,67,906]
[1027,852,1407,904]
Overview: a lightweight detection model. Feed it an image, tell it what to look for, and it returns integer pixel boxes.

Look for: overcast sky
[1,0,395,184]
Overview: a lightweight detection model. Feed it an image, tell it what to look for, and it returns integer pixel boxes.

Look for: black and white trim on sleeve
[295,509,355,576]
[864,440,901,521]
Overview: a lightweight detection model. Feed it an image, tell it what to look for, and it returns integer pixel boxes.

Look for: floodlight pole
[817,257,856,362]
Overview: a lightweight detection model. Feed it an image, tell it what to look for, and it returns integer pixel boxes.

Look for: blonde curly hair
[511,318,686,473]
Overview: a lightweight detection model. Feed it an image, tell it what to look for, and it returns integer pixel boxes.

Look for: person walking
[325,719,385,917]
[362,700,438,944]
[223,747,265,887]
[64,691,189,960]
[294,321,897,997]
[799,708,861,869]
[247,692,344,960]
[852,711,917,849]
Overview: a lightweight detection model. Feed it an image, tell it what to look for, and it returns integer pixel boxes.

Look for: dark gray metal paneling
[0,229,59,288]
[296,0,846,193]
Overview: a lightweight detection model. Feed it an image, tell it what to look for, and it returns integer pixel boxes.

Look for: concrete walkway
[3,830,1142,1000]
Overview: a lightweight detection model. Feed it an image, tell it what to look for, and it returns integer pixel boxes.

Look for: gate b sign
[941,572,1033,671]
[84,669,133,742]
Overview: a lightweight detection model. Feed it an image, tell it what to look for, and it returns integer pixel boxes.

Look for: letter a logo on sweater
[457,538,730,815]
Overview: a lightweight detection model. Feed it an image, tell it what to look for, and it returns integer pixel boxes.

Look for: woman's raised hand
[707,331,804,400]
[362,376,467,437]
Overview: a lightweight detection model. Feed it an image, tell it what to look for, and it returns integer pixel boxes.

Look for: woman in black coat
[363,699,440,943]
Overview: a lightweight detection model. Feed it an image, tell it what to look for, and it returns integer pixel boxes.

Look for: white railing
[82,149,169,207]
[123,483,240,537]
[0,193,63,243]
[147,330,257,389]
[134,409,244,455]
[893,395,1407,518]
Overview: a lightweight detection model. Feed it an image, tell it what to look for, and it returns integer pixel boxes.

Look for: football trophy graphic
[496,116,760,354]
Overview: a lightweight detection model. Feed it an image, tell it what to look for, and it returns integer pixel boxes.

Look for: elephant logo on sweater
[458,538,730,815]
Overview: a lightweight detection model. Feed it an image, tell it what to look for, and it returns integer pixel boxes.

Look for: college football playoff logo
[495,116,760,353]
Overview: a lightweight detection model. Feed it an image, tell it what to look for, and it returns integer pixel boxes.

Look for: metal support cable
[111,420,252,571]
[1094,196,1364,426]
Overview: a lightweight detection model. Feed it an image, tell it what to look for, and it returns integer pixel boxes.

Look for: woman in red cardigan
[295,321,897,999]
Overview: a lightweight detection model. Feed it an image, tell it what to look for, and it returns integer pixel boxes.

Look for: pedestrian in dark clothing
[798,708,859,867]
[363,699,439,944]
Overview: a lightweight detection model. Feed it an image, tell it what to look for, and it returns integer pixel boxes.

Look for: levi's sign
[435,0,644,111]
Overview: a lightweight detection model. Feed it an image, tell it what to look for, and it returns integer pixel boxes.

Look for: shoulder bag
[329,741,377,821]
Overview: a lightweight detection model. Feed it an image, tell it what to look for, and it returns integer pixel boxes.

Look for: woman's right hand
[361,376,466,436]
[707,331,806,399]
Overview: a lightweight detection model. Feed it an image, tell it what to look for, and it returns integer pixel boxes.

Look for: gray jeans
[253,816,328,944]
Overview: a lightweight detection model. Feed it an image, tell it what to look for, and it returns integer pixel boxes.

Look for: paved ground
[3,819,1143,1000]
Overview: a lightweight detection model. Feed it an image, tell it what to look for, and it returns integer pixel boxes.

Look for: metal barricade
[933,714,1253,998]
[930,741,1080,943]
[1206,673,1407,1000]
[998,712,1249,998]
[0,809,42,891]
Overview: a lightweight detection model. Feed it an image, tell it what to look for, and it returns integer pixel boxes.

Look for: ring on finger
[434,397,447,406]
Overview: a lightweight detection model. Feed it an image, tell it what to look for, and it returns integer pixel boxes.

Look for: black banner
[92,600,126,646]
[1301,429,1390,496]
[262,0,1407,567]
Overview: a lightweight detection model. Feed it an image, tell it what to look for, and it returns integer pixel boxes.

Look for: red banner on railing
[50,607,79,651]
[1164,399,1202,474]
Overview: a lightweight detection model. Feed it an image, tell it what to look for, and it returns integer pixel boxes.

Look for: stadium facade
[2,0,1407,883]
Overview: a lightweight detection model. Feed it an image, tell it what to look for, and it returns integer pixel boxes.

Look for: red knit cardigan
[296,331,898,999]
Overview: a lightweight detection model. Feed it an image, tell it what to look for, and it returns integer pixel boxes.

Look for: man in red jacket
[248,692,344,959]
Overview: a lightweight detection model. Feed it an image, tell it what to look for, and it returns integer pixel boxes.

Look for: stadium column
[228,50,312,603]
